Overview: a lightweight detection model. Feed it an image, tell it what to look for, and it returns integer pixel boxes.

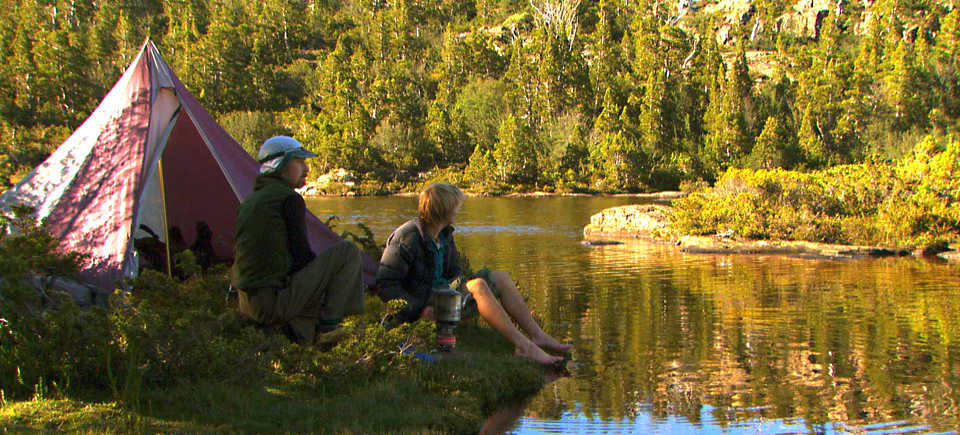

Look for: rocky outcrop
[33,274,110,308]
[316,168,358,186]
[584,204,947,259]
[676,235,911,257]
[775,0,834,39]
[300,168,359,196]
[2,273,110,314]
[703,0,756,28]
[583,204,675,241]
[614,191,688,200]
[699,0,835,45]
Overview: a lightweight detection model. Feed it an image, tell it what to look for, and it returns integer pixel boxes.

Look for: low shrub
[274,298,435,382]
[111,270,281,388]
[671,134,960,247]
[0,206,113,400]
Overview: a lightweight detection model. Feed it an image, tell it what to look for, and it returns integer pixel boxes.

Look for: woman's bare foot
[516,344,564,365]
[532,335,574,353]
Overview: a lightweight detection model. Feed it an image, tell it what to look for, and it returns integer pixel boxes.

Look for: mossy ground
[0,322,548,434]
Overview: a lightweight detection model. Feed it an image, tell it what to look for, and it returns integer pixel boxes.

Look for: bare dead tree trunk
[529,0,582,51]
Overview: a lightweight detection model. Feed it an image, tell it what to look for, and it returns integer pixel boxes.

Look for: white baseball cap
[257,136,318,163]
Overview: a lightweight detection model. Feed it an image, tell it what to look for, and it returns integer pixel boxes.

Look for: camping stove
[433,287,462,352]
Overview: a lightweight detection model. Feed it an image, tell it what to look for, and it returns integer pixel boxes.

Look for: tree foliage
[2,0,960,193]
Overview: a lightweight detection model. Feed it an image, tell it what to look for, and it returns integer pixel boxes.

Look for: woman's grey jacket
[375,217,463,323]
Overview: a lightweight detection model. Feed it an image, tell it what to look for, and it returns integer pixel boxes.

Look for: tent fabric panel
[159,115,240,262]
[132,109,181,249]
[164,59,258,201]
[49,59,155,289]
[146,43,177,91]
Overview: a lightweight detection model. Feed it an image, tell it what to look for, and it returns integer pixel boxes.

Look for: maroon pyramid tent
[0,40,377,289]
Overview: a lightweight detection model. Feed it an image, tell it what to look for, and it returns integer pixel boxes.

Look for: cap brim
[287,148,319,159]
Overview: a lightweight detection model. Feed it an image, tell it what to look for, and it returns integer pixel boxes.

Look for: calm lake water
[306,196,960,435]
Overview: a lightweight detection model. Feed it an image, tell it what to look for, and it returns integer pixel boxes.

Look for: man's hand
[420,306,435,321]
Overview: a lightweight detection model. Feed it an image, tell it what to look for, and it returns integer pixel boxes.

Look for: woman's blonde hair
[419,183,465,226]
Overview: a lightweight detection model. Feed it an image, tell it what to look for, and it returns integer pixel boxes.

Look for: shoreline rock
[301,189,689,199]
[675,235,912,258]
[584,204,952,260]
[939,250,960,262]
[583,204,676,241]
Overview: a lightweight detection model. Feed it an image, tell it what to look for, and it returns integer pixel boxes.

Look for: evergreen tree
[9,2,40,123]
[293,39,376,174]
[702,63,749,179]
[637,68,665,183]
[935,8,960,118]
[87,0,125,87]
[856,13,885,78]
[464,144,497,189]
[503,37,538,124]
[426,99,470,166]
[744,114,798,170]
[587,0,628,113]
[528,23,590,120]
[792,13,863,166]
[590,89,644,191]
[492,115,541,185]
[176,1,260,113]
[455,78,509,161]
[797,108,829,168]
[451,28,508,80]
[883,39,927,130]
[730,46,755,134]
[554,122,590,187]
[1,0,959,193]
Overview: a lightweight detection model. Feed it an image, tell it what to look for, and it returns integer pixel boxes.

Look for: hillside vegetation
[1,0,958,193]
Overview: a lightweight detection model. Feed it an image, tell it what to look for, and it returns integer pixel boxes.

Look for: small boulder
[583,204,674,241]
[32,274,109,308]
[316,168,358,186]
[581,240,625,247]
[938,246,960,262]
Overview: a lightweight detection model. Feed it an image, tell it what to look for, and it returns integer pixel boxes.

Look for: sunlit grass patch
[0,399,238,434]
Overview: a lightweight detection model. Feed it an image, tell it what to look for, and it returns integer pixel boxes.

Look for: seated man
[375,182,572,364]
[231,136,365,346]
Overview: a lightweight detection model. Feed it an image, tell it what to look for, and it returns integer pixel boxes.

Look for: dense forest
[1,0,958,193]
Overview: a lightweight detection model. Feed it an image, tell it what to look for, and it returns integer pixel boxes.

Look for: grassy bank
[0,210,547,434]
[1,322,544,434]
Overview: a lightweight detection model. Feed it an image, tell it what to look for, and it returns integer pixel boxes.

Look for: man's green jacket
[230,174,315,293]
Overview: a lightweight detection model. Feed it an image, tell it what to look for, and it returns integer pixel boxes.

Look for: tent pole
[158,157,173,277]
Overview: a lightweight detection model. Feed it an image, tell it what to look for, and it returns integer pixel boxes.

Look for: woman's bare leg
[489,271,574,353]
[466,279,563,365]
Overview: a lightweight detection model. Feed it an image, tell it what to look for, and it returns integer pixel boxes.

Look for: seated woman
[375,182,572,365]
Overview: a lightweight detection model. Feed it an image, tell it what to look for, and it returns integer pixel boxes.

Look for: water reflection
[305,197,960,434]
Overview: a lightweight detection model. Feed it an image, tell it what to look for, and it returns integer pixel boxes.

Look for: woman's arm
[376,237,429,322]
